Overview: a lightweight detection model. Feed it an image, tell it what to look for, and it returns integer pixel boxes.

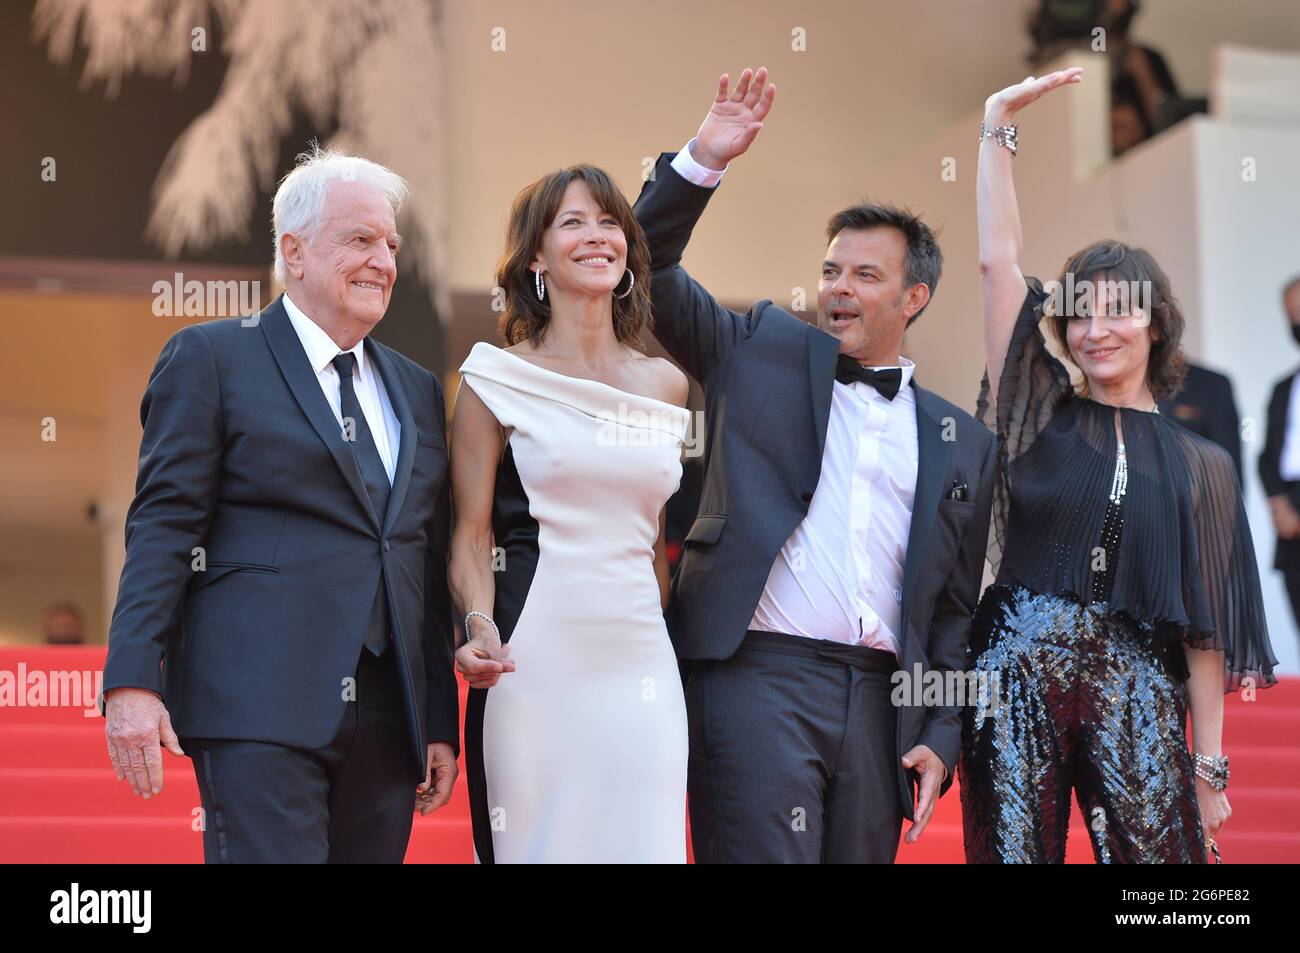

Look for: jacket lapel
[901,383,953,629]
[260,296,380,532]
[807,326,840,459]
[366,339,416,536]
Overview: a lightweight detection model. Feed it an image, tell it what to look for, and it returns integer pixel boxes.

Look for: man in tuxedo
[1159,362,1242,484]
[633,68,996,863]
[101,146,460,863]
[1259,275,1300,646]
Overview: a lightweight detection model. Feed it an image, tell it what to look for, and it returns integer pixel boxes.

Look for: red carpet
[2,645,1296,863]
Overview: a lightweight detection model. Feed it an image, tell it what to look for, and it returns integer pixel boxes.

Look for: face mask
[1292,324,1300,347]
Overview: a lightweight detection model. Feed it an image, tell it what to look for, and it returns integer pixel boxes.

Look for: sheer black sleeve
[976,277,1074,576]
[1178,432,1279,692]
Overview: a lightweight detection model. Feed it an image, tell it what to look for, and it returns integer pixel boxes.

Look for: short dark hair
[1046,239,1187,401]
[825,203,942,325]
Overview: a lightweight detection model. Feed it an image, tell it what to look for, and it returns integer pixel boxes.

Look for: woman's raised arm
[978,67,1083,404]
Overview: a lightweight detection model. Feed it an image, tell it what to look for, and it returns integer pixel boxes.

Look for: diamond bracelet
[463,610,500,645]
[979,122,1018,156]
[1193,752,1230,791]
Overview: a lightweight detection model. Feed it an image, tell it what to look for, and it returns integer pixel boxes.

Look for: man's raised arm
[632,67,775,382]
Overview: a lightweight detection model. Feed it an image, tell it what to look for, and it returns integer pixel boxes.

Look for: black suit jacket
[1158,363,1242,484]
[102,296,459,779]
[1259,370,1300,572]
[633,154,997,818]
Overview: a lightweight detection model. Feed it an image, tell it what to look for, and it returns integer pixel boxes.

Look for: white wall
[438,0,1300,304]
[1195,120,1300,675]
[862,48,1300,674]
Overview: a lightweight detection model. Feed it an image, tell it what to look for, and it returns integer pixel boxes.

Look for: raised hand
[984,67,1083,123]
[691,66,776,170]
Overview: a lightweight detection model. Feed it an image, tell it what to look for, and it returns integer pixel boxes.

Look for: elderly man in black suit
[634,68,997,863]
[101,145,460,863]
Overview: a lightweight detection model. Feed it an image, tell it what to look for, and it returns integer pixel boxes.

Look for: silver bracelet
[463,610,499,645]
[979,121,1018,156]
[1193,752,1229,791]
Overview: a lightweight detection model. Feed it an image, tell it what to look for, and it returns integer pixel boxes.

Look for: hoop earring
[534,269,546,302]
[613,269,635,299]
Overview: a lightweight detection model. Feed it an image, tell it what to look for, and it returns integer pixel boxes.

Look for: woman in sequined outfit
[961,68,1279,864]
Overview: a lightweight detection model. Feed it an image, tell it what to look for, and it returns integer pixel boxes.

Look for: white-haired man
[101,146,459,863]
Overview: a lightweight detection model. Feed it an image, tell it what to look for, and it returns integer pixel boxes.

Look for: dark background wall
[1,0,444,373]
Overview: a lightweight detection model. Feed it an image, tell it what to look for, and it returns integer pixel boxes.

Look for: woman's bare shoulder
[633,353,690,407]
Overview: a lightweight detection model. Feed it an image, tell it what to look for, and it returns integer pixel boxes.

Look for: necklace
[1109,441,1129,504]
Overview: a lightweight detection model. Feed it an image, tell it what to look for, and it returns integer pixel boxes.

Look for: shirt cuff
[670,139,727,188]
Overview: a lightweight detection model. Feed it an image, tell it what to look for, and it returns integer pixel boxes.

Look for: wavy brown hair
[495,165,653,349]
[1046,240,1187,401]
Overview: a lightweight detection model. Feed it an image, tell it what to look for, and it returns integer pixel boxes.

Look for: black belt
[742,628,899,673]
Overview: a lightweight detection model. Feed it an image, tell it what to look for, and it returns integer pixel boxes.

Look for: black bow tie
[835,355,903,400]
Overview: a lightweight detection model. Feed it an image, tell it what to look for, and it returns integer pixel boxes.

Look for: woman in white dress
[449,164,692,863]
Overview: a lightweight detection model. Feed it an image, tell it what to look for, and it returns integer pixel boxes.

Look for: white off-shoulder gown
[457,342,690,863]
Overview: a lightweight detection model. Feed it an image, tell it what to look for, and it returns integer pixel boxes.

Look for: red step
[0,767,473,822]
[2,646,1296,863]
[0,815,471,864]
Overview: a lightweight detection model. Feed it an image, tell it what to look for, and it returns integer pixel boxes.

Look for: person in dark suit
[633,67,997,863]
[101,145,460,863]
[1258,276,1300,642]
[1159,362,1242,484]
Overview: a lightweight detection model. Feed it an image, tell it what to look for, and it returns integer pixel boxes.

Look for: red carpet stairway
[2,646,1296,863]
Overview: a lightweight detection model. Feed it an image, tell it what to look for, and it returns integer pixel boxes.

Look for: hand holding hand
[455,617,516,689]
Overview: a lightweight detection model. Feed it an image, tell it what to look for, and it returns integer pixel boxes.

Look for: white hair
[271,143,410,285]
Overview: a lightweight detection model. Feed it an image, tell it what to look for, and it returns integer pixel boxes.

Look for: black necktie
[332,351,391,656]
[834,355,903,400]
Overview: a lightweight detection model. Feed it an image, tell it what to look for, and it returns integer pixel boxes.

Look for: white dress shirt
[282,293,400,483]
[750,367,918,654]
[670,138,729,188]
[671,142,919,655]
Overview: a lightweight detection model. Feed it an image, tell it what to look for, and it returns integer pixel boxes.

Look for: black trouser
[686,629,904,864]
[183,645,415,864]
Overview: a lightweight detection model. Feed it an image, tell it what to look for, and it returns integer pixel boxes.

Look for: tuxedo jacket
[102,296,459,779]
[1259,370,1300,572]
[633,154,997,815]
[1158,362,1242,484]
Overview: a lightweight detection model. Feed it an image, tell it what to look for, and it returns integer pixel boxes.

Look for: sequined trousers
[960,585,1205,863]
